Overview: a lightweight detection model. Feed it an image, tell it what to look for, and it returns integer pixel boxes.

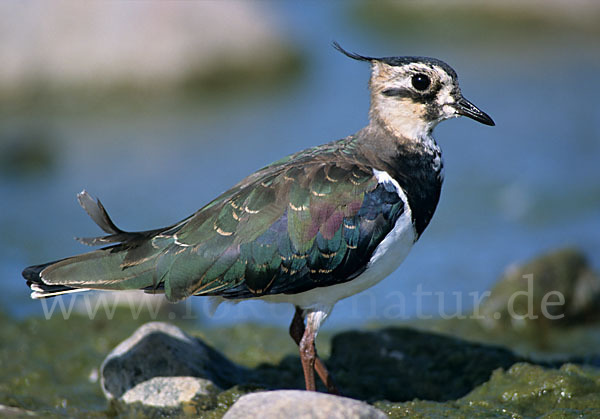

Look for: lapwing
[23,43,494,393]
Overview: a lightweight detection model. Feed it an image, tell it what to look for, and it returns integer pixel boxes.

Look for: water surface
[2,2,599,328]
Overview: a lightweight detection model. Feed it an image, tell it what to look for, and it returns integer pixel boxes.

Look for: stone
[224,390,387,419]
[100,322,244,402]
[0,404,37,417]
[326,327,523,402]
[0,2,298,93]
[375,362,600,417]
[120,376,219,408]
[479,247,600,331]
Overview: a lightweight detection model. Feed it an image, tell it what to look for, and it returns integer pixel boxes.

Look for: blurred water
[2,2,599,327]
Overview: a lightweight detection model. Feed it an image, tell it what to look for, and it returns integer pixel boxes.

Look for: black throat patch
[382,144,443,238]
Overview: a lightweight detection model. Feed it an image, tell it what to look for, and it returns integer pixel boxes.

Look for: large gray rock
[101,322,244,402]
[0,2,296,92]
[224,390,387,419]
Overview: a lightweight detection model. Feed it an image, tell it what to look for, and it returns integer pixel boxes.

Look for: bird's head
[334,42,494,141]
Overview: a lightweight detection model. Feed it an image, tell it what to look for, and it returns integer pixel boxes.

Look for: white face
[369,61,461,140]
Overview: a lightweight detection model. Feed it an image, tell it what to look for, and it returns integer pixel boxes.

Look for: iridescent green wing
[153,146,404,301]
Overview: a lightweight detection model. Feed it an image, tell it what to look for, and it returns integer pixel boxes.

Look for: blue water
[2,2,599,328]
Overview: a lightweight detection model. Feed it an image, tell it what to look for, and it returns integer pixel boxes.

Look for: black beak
[455,97,495,126]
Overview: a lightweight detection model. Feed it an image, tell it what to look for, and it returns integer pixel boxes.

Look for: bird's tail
[23,191,168,299]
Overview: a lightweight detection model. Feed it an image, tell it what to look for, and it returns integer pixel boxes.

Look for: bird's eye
[411,74,430,91]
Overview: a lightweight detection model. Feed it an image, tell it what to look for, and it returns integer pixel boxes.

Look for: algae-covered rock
[101,322,244,403]
[224,390,387,419]
[479,248,600,335]
[467,363,600,416]
[328,327,523,402]
[375,363,600,418]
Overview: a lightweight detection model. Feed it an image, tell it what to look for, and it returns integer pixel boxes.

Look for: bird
[22,43,494,394]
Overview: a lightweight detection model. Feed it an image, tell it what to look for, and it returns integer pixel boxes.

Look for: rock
[376,362,600,417]
[98,321,528,412]
[224,390,386,419]
[479,248,600,332]
[466,362,600,414]
[100,322,244,403]
[5,304,600,416]
[0,404,37,417]
[327,327,523,402]
[94,318,600,416]
[120,376,218,408]
[0,2,300,98]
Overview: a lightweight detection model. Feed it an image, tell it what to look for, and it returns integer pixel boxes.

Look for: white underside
[210,169,416,323]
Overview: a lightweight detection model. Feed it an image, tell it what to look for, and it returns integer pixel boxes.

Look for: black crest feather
[332,42,458,80]
[332,41,374,62]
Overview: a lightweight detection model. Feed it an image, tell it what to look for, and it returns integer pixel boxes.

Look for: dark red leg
[289,306,339,394]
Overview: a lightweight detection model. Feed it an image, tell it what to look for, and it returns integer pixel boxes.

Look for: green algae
[376,363,600,418]
[0,308,117,416]
[193,322,327,369]
[183,385,263,419]
[468,363,600,416]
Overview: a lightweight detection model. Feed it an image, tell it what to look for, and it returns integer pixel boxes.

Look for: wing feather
[130,142,406,301]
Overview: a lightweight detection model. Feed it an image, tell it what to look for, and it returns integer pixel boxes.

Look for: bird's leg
[299,318,317,391]
[289,306,339,394]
